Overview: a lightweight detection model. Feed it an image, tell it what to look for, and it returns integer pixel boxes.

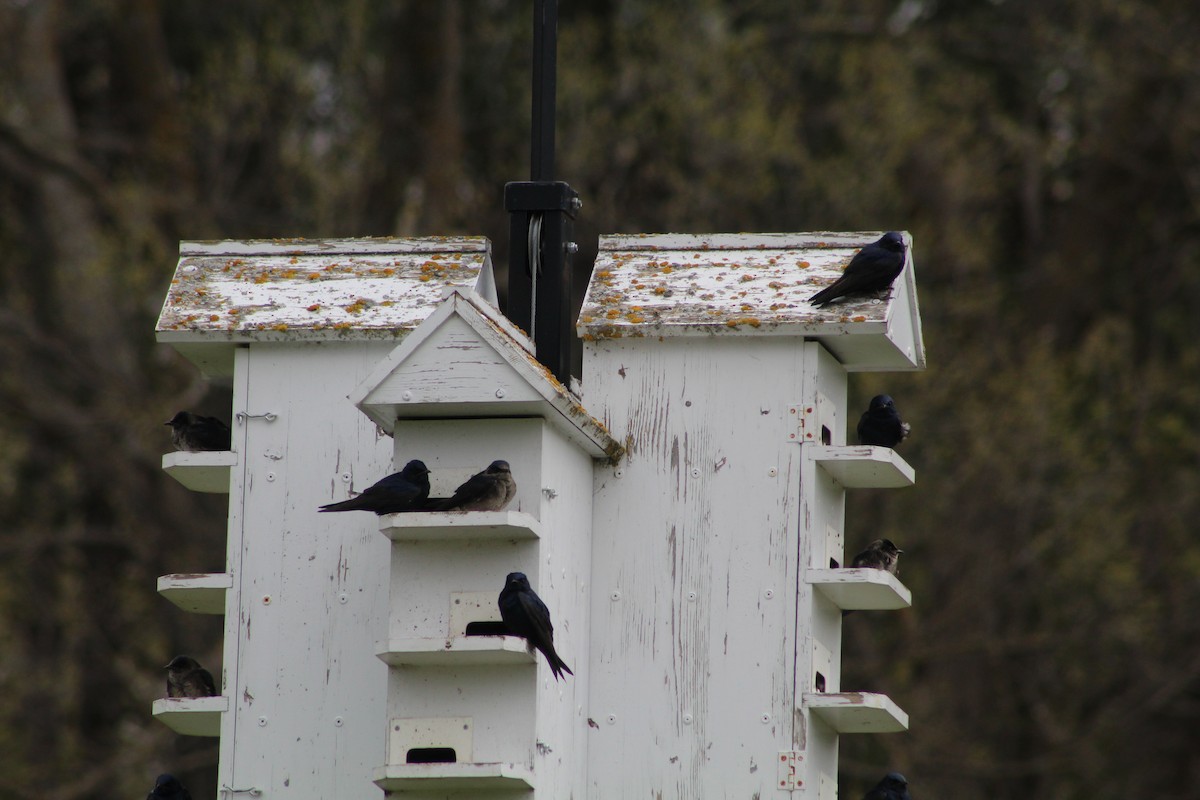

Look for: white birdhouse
[577,231,924,798]
[151,230,924,799]
[154,237,506,798]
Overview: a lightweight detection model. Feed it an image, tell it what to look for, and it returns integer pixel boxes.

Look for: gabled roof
[156,237,497,376]
[350,290,623,461]
[577,232,925,372]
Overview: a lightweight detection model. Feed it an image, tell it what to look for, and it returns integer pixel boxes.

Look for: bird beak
[163,421,172,426]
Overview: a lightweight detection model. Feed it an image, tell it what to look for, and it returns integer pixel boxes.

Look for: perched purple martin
[319,460,431,515]
[432,461,516,512]
[863,772,912,800]
[164,655,217,698]
[851,539,903,576]
[148,773,192,800]
[498,572,573,681]
[857,394,910,448]
[809,231,907,308]
[165,411,231,452]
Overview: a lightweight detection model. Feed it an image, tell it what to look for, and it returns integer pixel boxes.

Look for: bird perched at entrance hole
[432,460,516,511]
[809,231,907,308]
[857,394,910,448]
[318,460,431,514]
[498,572,573,681]
[164,655,217,698]
[862,771,912,800]
[147,773,192,800]
[164,411,232,452]
[851,539,904,576]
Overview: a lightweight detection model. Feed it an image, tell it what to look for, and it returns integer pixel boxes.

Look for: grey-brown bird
[164,655,217,698]
[433,460,516,511]
[499,572,573,681]
[165,411,231,452]
[851,539,903,575]
[809,231,907,308]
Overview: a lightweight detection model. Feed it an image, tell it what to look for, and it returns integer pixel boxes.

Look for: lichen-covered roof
[351,290,623,462]
[157,237,496,341]
[577,231,925,371]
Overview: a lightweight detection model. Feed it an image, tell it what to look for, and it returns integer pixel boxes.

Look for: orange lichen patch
[254,274,270,284]
[227,308,240,316]
[307,304,321,312]
[797,260,811,268]
[580,314,595,324]
[430,253,443,260]
[271,323,289,332]
[581,333,596,341]
[740,274,755,282]
[596,269,612,279]
[725,317,762,328]
[625,312,645,323]
[289,257,299,264]
[741,304,754,311]
[768,281,784,289]
[852,315,867,322]
[419,275,432,282]
[333,322,352,330]
[344,299,370,314]
[653,286,667,295]
[380,300,395,307]
[208,314,220,321]
[605,309,621,319]
[307,272,321,280]
[661,265,673,273]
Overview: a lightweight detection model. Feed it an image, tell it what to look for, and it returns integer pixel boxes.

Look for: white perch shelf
[811,446,915,488]
[157,573,232,614]
[152,696,227,737]
[377,637,535,667]
[806,568,912,611]
[372,762,536,792]
[161,450,238,493]
[803,692,909,733]
[379,510,542,542]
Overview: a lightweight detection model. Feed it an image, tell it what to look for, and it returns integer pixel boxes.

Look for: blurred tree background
[1,0,1198,797]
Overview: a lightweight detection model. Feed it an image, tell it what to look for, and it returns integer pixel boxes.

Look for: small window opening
[407,747,457,764]
[464,620,509,637]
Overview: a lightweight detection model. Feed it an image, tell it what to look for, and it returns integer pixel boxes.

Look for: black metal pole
[531,0,556,181]
[505,0,578,386]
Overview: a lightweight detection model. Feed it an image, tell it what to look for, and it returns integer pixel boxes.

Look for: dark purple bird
[498,572,573,681]
[165,411,231,452]
[432,461,516,512]
[164,655,217,698]
[809,231,907,308]
[863,771,912,800]
[148,773,192,800]
[857,394,910,448]
[319,460,431,515]
[851,539,903,575]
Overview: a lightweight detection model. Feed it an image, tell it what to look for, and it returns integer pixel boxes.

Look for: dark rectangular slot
[829,557,840,568]
[464,621,509,637]
[814,672,826,693]
[407,747,456,764]
[821,425,832,445]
